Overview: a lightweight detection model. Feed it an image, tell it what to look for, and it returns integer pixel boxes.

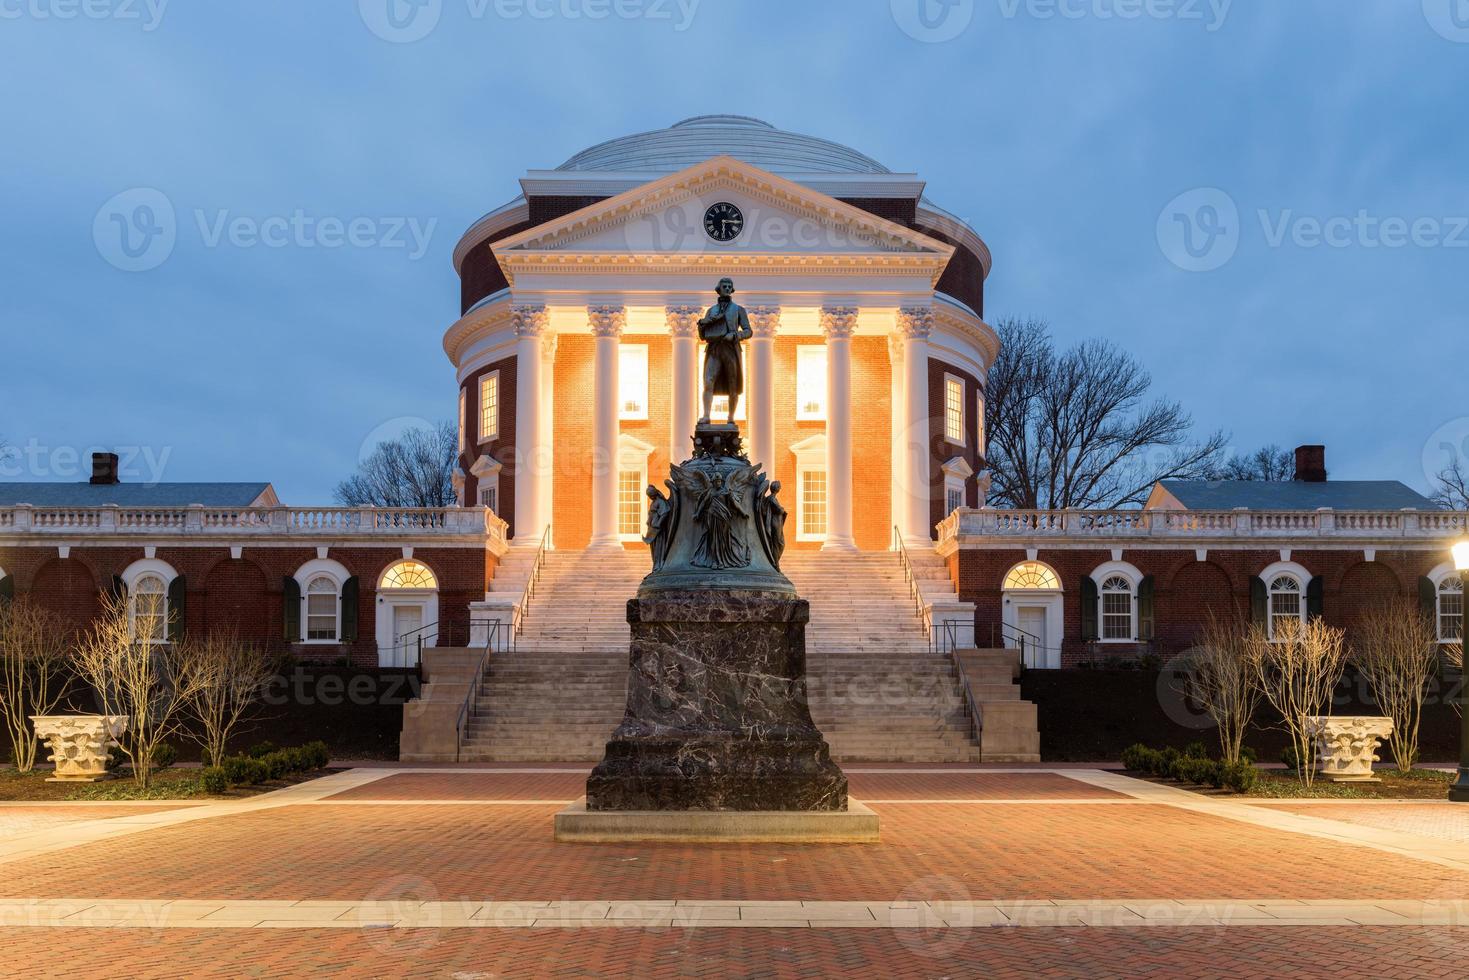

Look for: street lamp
[1451,535,1469,802]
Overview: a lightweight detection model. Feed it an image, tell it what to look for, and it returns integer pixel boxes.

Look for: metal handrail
[454,619,507,763]
[515,524,553,638]
[892,526,931,640]
[986,621,1046,669]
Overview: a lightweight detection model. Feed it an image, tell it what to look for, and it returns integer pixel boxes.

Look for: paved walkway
[2,766,1469,976]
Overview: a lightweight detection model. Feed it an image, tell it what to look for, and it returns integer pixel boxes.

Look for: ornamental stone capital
[747,306,781,338]
[511,305,549,338]
[665,305,702,338]
[589,305,626,338]
[896,306,934,340]
[541,332,558,359]
[820,307,859,339]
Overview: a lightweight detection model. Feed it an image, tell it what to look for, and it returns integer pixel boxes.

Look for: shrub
[1183,741,1209,760]
[221,755,253,784]
[1121,744,1152,772]
[1221,761,1260,794]
[106,746,124,771]
[261,752,291,780]
[1280,745,1302,773]
[1239,746,1258,765]
[247,741,277,759]
[241,758,270,785]
[200,747,213,768]
[150,743,178,770]
[1158,746,1181,773]
[301,741,330,770]
[200,767,229,794]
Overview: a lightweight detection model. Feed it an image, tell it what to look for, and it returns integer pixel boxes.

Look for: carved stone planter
[1305,716,1393,782]
[31,715,129,782]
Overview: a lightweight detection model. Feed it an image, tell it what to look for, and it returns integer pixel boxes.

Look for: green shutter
[1306,576,1324,621]
[1250,576,1267,627]
[1420,576,1438,621]
[282,576,301,642]
[341,576,359,643]
[167,575,187,641]
[1080,575,1099,641]
[1138,575,1155,642]
[0,575,13,603]
[108,575,126,606]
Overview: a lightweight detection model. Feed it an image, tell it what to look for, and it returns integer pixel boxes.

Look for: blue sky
[1,0,1465,503]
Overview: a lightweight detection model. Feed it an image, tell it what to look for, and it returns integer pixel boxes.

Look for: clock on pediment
[702,202,744,243]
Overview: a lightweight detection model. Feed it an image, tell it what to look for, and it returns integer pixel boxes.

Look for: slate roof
[0,483,276,508]
[1152,480,1437,512]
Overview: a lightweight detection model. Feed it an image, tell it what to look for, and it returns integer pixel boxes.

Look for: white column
[888,333,904,548]
[666,305,701,465]
[538,332,557,549]
[820,307,858,552]
[897,307,934,547]
[588,305,625,550]
[511,305,548,546]
[747,306,779,474]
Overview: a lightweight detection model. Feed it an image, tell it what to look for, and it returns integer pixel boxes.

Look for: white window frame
[1259,560,1312,642]
[1089,561,1142,644]
[976,388,986,458]
[1429,562,1464,643]
[616,433,656,543]
[479,484,498,513]
[940,456,973,518]
[120,558,178,645]
[304,575,342,643]
[619,344,649,421]
[458,387,467,452]
[944,373,965,446]
[478,371,499,444]
[293,558,351,646]
[795,345,828,421]
[790,433,827,542]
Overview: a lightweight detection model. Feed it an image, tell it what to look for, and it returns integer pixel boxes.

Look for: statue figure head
[715,277,735,299]
[769,480,781,494]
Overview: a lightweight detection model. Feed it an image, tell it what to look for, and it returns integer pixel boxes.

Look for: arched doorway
[1002,560,1063,669]
[375,559,439,667]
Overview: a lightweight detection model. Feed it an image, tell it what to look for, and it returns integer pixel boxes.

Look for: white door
[1016,606,1048,669]
[392,605,424,668]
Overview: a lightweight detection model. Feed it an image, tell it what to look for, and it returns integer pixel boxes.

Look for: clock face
[703,202,744,243]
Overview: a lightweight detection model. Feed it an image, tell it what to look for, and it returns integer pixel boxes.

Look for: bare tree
[0,600,72,772]
[984,318,1227,509]
[1431,459,1469,510]
[1245,618,1350,787]
[1214,445,1294,481]
[1173,613,1261,765]
[1351,599,1440,773]
[71,592,201,788]
[176,631,275,766]
[334,421,458,509]
[1447,640,1465,717]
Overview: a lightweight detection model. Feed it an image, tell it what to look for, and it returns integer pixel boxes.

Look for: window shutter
[282,576,301,642]
[167,575,187,641]
[1138,575,1155,641]
[0,575,12,603]
[1306,576,1324,621]
[1420,576,1438,621]
[1250,576,1267,627]
[341,576,359,643]
[1080,575,1098,641]
[108,575,126,605]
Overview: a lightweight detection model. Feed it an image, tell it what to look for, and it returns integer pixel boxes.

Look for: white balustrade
[0,505,501,544]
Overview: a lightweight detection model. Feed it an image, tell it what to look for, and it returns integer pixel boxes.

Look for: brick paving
[2,925,1468,979]
[0,805,192,841]
[1260,802,1469,846]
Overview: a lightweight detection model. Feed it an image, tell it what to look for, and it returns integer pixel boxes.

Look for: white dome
[555,115,891,176]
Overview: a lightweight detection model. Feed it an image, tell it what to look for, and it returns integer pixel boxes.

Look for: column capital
[887,332,904,364]
[512,305,549,338]
[541,332,558,360]
[665,305,702,338]
[896,306,934,339]
[588,305,626,338]
[820,306,859,339]
[747,306,781,338]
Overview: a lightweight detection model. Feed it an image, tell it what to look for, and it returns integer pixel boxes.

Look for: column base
[820,536,859,553]
[586,534,625,551]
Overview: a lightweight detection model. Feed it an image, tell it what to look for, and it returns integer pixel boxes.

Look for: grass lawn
[1243,768,1455,800]
[0,766,336,802]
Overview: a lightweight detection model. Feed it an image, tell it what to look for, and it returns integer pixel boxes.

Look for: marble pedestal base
[585,592,849,813]
[555,798,879,843]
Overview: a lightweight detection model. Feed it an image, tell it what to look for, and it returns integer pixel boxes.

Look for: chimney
[90,452,120,485]
[1293,445,1327,483]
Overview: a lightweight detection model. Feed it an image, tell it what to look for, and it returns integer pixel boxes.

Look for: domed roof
[555,115,892,176]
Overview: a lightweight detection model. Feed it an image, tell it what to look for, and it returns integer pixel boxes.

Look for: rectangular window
[798,468,827,541]
[619,345,649,420]
[946,486,963,515]
[617,470,644,539]
[1270,592,1302,640]
[478,483,498,514]
[1441,591,1463,641]
[458,388,467,452]
[1102,592,1133,640]
[306,593,337,641]
[478,372,499,443]
[976,390,986,458]
[945,375,965,444]
[795,346,827,420]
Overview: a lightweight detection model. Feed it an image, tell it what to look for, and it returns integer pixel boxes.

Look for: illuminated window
[618,470,645,540]
[798,468,827,541]
[129,574,168,644]
[1440,576,1464,642]
[458,388,467,452]
[944,375,964,444]
[977,390,986,458]
[478,372,499,443]
[1100,576,1136,640]
[619,345,649,420]
[795,346,827,420]
[479,483,498,514]
[946,485,964,515]
[305,576,340,641]
[1003,562,1061,591]
[380,560,438,591]
[709,346,747,421]
[1268,575,1304,640]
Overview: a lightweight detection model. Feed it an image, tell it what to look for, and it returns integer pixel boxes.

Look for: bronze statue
[754,476,787,569]
[674,462,754,570]
[643,482,678,571]
[697,277,753,425]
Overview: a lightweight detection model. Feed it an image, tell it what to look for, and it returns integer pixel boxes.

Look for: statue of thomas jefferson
[697,277,753,425]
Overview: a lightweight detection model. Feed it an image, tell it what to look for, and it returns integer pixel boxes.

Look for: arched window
[1268,574,1305,640]
[380,560,438,591]
[130,573,169,644]
[1440,576,1464,642]
[305,576,340,642]
[1100,576,1136,641]
[1003,562,1061,591]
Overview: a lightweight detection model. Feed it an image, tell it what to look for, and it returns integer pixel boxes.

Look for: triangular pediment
[492,156,954,267]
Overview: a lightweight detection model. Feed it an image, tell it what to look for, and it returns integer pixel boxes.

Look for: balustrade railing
[0,503,502,539]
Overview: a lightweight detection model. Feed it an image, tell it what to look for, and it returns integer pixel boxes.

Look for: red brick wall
[460,354,516,530]
[928,357,985,538]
